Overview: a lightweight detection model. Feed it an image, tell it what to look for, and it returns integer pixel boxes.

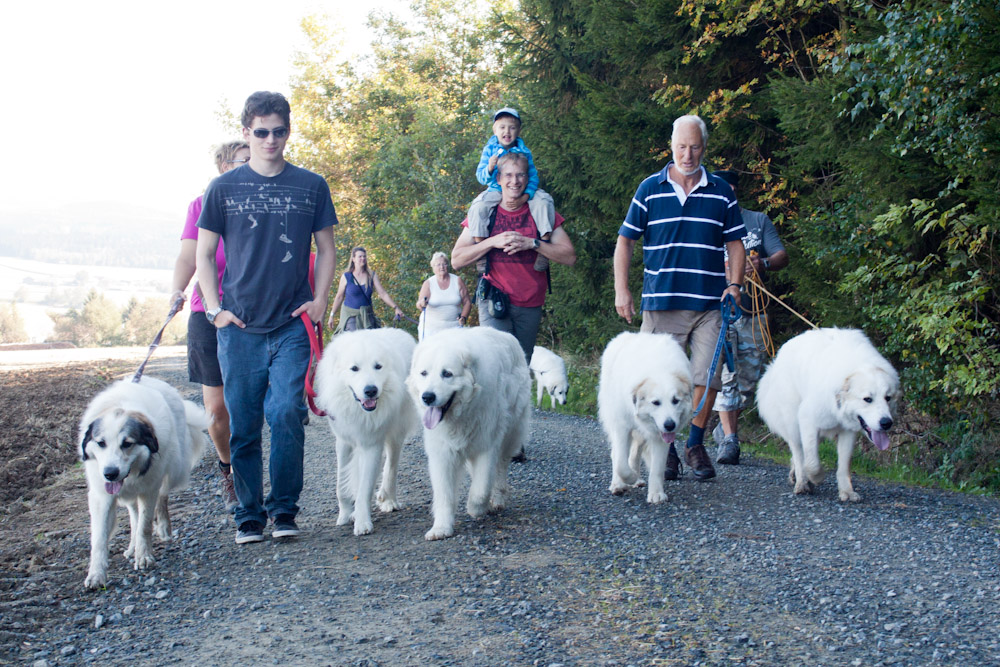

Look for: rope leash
[131,293,185,383]
[692,294,741,416]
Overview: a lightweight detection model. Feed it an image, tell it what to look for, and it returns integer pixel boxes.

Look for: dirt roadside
[1,348,999,666]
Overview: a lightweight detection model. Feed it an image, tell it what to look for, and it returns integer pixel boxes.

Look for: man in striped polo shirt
[613,114,746,481]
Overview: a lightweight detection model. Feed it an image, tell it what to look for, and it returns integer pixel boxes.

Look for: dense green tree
[290,1,503,328]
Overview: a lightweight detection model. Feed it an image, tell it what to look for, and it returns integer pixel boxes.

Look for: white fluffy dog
[79,376,206,589]
[598,332,693,503]
[757,328,901,502]
[529,345,569,409]
[314,328,419,535]
[407,327,531,540]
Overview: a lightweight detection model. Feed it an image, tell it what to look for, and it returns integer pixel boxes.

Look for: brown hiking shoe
[685,444,716,481]
[664,443,681,481]
[220,470,238,512]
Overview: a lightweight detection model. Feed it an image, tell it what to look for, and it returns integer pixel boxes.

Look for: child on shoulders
[468,107,555,272]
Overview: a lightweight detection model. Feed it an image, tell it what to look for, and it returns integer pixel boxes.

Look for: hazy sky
[1,0,406,220]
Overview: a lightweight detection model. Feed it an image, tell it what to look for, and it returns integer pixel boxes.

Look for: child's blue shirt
[475,136,540,198]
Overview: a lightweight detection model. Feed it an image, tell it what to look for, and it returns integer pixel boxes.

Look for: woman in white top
[416,252,472,340]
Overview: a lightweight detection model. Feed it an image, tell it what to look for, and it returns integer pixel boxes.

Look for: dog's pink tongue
[362,398,377,410]
[105,481,123,495]
[423,406,443,430]
[661,432,676,444]
[873,430,891,451]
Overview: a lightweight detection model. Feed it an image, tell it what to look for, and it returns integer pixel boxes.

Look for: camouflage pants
[713,313,768,413]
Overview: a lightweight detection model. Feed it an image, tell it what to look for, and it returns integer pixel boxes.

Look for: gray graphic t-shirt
[198,163,338,333]
[725,207,785,311]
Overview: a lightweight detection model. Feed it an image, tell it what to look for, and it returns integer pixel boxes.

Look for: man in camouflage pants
[712,171,789,465]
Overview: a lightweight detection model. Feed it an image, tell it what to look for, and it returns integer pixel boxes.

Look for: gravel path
[5,355,1000,666]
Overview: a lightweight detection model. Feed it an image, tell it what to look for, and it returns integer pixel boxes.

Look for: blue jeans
[217,318,309,526]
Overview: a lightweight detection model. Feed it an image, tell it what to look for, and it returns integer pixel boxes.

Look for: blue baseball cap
[493,107,521,122]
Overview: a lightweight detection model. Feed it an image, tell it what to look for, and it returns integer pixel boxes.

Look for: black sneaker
[272,515,301,539]
[664,443,681,481]
[235,521,265,544]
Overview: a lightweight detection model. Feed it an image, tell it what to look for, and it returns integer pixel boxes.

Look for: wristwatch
[762,257,771,270]
[532,238,541,249]
[206,306,223,324]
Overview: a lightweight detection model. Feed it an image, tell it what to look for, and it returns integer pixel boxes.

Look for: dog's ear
[79,420,97,461]
[631,379,650,411]
[126,413,159,455]
[674,373,693,402]
[836,373,856,410]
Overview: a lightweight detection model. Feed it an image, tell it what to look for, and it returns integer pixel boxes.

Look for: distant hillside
[0,202,182,269]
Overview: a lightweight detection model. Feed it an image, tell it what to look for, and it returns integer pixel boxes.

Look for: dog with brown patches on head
[79,376,206,589]
[757,327,901,502]
[598,332,693,504]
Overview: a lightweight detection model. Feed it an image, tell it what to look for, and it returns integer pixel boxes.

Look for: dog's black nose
[364,385,378,399]
[662,419,676,432]
[880,417,893,431]
[422,391,436,405]
[103,467,119,481]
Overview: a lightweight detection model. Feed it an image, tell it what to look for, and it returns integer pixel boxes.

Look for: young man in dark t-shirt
[196,91,337,544]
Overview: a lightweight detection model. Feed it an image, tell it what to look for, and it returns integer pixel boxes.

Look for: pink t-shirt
[462,204,564,308]
[181,195,225,313]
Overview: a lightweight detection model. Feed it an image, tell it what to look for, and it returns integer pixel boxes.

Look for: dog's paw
[788,468,796,485]
[336,512,353,526]
[376,497,400,513]
[793,480,814,495]
[133,552,156,571]
[353,519,374,536]
[83,571,107,590]
[647,490,668,504]
[424,525,454,541]
[153,522,172,541]
[839,489,861,503]
[609,481,630,496]
[123,545,135,560]
[634,478,647,488]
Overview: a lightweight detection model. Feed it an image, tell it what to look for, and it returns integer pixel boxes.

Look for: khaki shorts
[640,309,723,390]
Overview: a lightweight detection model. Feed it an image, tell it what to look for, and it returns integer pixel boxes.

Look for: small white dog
[757,327,901,502]
[407,327,530,540]
[314,328,419,535]
[529,346,569,409]
[598,332,693,503]
[79,376,206,589]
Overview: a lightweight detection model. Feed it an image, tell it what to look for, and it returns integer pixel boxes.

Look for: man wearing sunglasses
[196,91,337,545]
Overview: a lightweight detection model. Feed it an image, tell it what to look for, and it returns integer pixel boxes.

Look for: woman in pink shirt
[170,140,249,512]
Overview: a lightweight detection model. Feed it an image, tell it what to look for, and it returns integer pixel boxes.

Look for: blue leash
[692,294,741,415]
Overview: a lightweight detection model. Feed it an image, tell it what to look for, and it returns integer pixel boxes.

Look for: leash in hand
[692,294,741,416]
[131,293,185,384]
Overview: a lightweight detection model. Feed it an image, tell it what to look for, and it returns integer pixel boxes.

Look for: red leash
[301,313,327,417]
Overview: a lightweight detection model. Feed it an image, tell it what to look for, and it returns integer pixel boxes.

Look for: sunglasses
[251,127,289,139]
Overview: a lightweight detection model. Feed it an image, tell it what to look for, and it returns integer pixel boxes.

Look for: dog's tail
[182,400,209,471]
